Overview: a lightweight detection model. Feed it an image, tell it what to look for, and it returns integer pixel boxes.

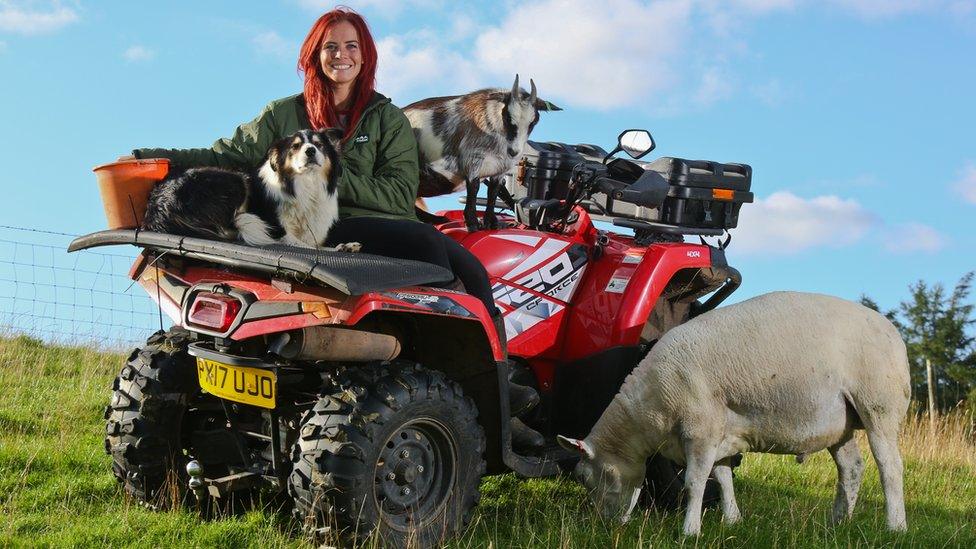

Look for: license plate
[196,358,276,409]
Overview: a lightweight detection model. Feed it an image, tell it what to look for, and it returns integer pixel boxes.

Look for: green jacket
[134,92,419,220]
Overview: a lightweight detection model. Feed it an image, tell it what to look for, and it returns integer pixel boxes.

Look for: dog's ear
[267,145,281,172]
[534,98,562,112]
[320,128,344,155]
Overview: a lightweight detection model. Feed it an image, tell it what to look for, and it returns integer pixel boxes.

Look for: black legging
[324,216,499,316]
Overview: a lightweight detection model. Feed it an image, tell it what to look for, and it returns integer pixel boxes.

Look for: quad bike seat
[67,229,455,295]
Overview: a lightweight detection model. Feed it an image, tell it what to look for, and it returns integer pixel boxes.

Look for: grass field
[1,335,974,548]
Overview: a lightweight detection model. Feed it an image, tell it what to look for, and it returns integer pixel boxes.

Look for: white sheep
[558,291,910,535]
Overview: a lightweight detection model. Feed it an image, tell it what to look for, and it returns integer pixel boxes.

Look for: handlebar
[592,176,628,198]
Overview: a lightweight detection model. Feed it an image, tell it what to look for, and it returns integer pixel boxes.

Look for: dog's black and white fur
[143,129,354,250]
[403,76,561,232]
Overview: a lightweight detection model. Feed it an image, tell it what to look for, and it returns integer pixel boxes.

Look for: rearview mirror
[603,129,656,164]
[619,130,655,159]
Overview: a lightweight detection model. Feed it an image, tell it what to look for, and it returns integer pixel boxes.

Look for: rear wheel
[288,363,486,548]
[104,328,196,508]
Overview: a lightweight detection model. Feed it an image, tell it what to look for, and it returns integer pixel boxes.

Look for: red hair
[298,7,377,140]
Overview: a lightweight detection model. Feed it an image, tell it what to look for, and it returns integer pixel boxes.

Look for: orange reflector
[712,189,735,201]
[301,302,332,319]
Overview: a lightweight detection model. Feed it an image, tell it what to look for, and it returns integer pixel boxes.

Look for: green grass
[1,335,974,548]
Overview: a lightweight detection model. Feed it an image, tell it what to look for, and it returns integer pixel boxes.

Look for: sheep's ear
[535,98,562,112]
[321,128,344,154]
[557,435,595,460]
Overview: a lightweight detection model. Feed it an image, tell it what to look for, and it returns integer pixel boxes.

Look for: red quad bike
[69,129,752,547]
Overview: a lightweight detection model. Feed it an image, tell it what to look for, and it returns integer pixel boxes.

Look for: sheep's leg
[828,433,864,525]
[484,177,501,229]
[712,458,740,524]
[865,428,907,531]
[681,440,719,536]
[463,178,481,232]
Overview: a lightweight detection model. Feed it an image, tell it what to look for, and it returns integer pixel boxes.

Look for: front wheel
[288,363,486,548]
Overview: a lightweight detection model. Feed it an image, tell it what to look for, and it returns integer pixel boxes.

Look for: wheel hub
[394,460,420,485]
[373,419,456,530]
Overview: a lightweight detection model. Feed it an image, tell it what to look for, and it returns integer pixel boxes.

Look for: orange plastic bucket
[93,159,170,229]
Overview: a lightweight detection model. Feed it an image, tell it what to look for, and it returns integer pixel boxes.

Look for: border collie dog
[143,129,347,249]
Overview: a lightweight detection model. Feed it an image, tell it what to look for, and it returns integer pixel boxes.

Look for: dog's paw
[334,242,362,253]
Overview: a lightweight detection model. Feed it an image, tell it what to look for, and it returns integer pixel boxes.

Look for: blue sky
[1,0,974,314]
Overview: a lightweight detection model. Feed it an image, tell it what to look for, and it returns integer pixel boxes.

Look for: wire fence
[0,225,166,349]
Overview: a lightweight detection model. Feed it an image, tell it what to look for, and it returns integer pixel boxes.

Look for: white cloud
[692,66,735,107]
[953,163,976,204]
[722,0,798,12]
[123,45,154,63]
[883,223,947,253]
[376,33,482,102]
[473,0,691,110]
[731,191,877,254]
[449,12,478,41]
[252,30,295,59]
[0,1,77,34]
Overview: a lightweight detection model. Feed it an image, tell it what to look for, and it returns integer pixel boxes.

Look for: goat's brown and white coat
[403,76,560,231]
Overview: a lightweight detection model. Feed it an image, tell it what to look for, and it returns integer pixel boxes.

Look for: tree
[861,272,976,411]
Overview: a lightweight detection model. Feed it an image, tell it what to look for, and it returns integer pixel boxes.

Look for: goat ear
[320,127,344,154]
[557,435,595,459]
[535,98,562,112]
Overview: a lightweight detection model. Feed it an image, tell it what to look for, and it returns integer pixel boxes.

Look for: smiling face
[319,20,362,88]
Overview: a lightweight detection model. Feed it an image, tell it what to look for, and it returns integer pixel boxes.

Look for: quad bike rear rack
[67,230,455,295]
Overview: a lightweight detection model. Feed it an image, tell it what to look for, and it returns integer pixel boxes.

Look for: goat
[403,76,560,231]
[558,291,911,536]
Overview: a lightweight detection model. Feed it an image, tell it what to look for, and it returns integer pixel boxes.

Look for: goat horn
[512,74,520,98]
[529,78,537,105]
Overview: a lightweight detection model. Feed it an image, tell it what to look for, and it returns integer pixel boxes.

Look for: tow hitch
[185,460,281,500]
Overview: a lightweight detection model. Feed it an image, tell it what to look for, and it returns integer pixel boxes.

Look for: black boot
[510,417,545,452]
[509,380,540,417]
[497,314,540,416]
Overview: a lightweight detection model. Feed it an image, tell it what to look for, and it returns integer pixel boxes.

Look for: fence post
[926,357,937,432]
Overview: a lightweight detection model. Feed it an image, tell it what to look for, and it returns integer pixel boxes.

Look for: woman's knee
[403,224,451,265]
